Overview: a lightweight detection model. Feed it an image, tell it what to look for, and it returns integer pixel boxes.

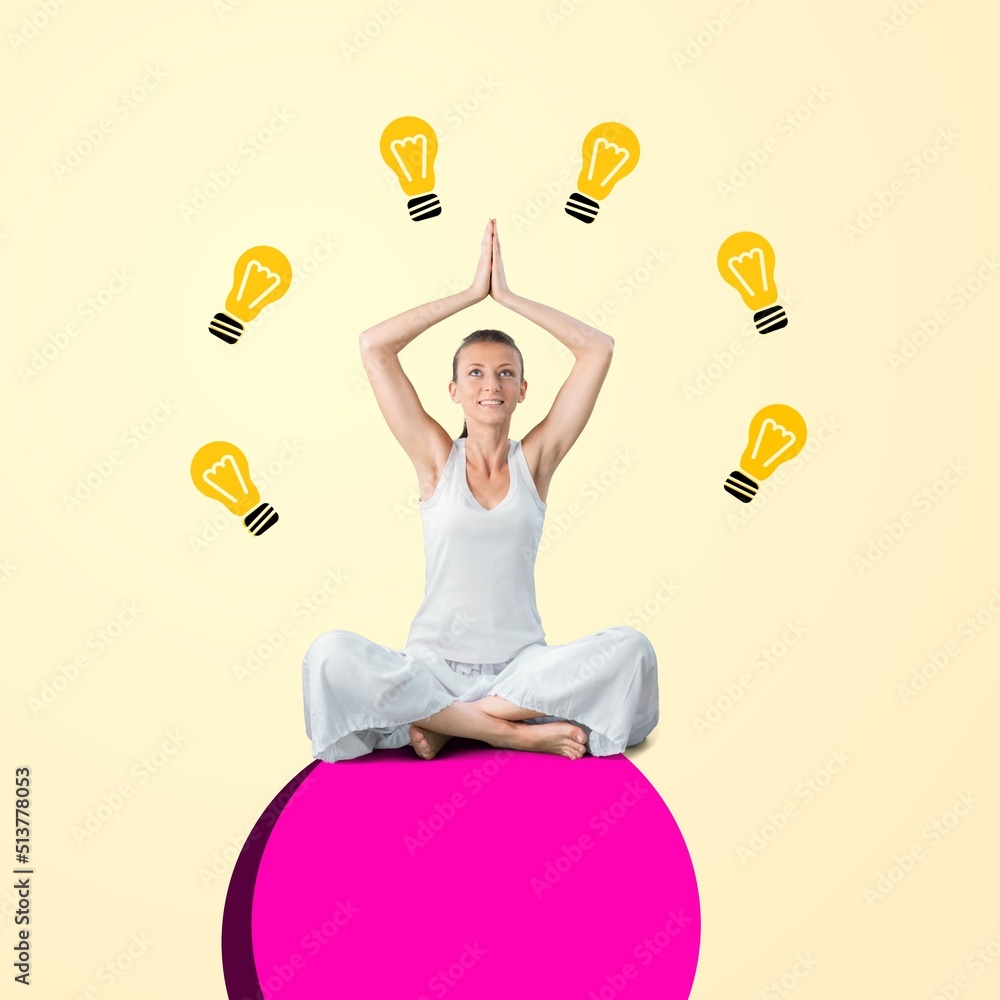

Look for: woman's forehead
[460,344,519,366]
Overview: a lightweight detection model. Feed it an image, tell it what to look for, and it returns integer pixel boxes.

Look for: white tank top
[405,437,548,662]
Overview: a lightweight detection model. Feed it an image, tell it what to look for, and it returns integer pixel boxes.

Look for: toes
[410,726,432,756]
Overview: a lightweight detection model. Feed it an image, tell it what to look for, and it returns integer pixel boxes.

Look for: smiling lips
[479,400,503,406]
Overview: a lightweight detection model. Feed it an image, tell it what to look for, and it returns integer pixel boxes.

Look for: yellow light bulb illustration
[208,246,293,344]
[565,122,640,224]
[380,116,441,221]
[724,404,807,503]
[717,232,788,334]
[190,441,279,535]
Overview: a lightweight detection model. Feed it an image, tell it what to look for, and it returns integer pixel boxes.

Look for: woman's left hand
[489,219,513,305]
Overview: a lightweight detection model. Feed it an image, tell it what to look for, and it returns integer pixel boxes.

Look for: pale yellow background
[3,0,999,996]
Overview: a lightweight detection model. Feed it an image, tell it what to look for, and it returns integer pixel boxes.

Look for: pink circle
[247,746,700,998]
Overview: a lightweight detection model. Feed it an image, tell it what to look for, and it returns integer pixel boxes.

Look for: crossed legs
[408,695,587,761]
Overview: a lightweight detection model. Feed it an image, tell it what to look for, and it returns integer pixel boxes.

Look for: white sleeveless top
[405,437,548,663]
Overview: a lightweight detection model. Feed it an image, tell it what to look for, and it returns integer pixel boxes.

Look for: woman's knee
[303,629,363,678]
[611,625,657,663]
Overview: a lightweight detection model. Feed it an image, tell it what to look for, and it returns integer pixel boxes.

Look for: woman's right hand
[468,219,493,301]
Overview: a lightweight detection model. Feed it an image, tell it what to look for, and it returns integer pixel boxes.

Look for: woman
[302,219,659,761]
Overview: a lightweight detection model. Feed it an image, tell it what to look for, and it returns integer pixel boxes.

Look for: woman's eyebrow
[465,361,516,368]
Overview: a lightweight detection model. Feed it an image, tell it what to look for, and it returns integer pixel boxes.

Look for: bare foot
[409,724,452,760]
[502,720,588,759]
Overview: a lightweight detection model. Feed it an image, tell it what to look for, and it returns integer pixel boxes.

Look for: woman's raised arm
[360,219,492,355]
[358,220,493,479]
[488,220,615,481]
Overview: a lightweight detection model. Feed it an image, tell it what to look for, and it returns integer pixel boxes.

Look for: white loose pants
[302,626,659,761]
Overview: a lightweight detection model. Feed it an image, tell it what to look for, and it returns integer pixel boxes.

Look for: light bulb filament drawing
[388,134,428,183]
[201,455,249,505]
[587,139,630,187]
[235,261,283,313]
[750,418,796,469]
[725,248,769,299]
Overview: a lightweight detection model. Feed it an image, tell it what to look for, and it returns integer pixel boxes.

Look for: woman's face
[451,343,526,427]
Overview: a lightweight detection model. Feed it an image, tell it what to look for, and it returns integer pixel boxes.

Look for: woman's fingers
[486,218,509,301]
[469,220,494,299]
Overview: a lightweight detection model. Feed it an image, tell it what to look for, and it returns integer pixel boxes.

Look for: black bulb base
[753,304,787,334]
[408,194,441,220]
[724,470,758,503]
[244,503,279,535]
[565,191,599,223]
[209,313,244,344]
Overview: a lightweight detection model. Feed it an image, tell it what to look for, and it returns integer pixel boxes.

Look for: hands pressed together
[469,218,513,305]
